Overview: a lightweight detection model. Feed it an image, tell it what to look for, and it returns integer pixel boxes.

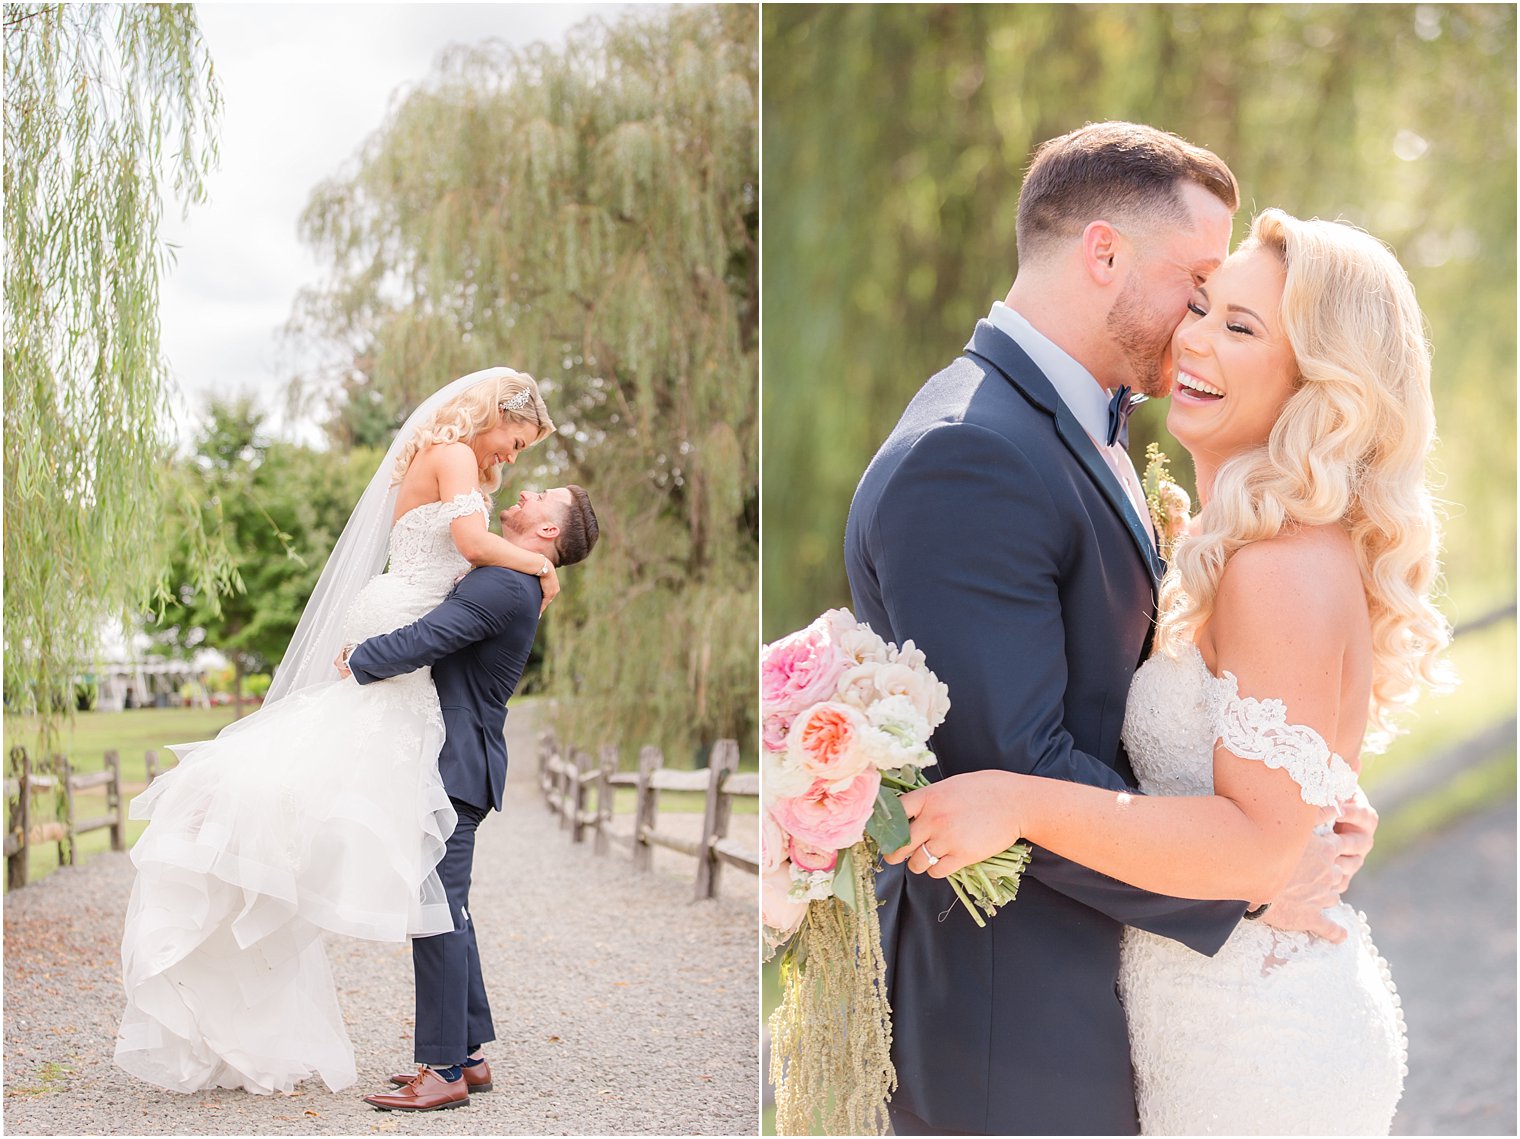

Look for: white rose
[820,608,860,638]
[890,640,950,727]
[762,747,813,803]
[857,694,933,770]
[834,661,884,711]
[790,864,838,902]
[839,625,893,666]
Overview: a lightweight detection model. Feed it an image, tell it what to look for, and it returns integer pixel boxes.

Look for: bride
[116,367,559,1095]
[888,211,1448,1134]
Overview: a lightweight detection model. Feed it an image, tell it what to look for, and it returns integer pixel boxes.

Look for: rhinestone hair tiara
[499,388,532,413]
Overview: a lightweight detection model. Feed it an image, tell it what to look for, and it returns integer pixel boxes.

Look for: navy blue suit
[348,565,541,1065]
[844,321,1246,1135]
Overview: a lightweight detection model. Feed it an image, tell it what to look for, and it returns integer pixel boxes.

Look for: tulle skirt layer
[115,672,456,1095]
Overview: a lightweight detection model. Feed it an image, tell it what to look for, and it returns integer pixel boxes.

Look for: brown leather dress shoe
[390,1058,493,1093]
[364,1067,469,1111]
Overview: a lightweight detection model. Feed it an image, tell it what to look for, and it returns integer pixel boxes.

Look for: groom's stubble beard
[500,506,536,540]
[1107,270,1175,399]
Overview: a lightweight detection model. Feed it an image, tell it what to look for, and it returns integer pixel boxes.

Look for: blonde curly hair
[391,368,555,494]
[1155,209,1451,751]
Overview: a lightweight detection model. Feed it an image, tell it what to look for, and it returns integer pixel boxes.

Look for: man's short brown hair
[553,485,599,567]
[1016,121,1239,262]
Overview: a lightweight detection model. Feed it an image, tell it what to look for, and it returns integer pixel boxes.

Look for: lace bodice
[1121,642,1358,805]
[339,491,487,649]
[386,492,487,593]
[1117,641,1406,1134]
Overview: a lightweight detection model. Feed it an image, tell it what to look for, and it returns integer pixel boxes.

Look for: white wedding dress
[116,492,489,1095]
[1118,644,1408,1136]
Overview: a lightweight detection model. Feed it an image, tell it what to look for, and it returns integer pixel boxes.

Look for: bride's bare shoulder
[394,441,478,519]
[1215,526,1363,640]
[408,439,475,472]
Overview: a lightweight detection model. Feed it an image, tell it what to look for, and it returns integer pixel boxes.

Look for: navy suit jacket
[347,566,541,812]
[843,320,1246,1135]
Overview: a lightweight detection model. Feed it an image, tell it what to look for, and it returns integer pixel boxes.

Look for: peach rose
[787,701,873,784]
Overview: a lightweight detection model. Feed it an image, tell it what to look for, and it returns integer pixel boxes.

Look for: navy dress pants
[412,797,495,1065]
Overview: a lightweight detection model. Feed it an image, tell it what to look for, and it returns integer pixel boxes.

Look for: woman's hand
[882,770,1027,878]
[539,563,560,613]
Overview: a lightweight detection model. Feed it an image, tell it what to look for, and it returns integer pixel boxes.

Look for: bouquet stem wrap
[768,841,895,1136]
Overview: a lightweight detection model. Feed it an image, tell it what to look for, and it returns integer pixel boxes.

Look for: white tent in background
[84,624,225,713]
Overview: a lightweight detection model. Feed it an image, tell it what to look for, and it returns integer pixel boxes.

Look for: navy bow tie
[1106,385,1147,448]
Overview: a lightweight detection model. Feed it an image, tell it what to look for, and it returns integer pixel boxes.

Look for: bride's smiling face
[471,418,536,470]
[1166,244,1298,466]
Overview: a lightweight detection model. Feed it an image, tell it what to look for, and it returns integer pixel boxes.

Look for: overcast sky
[158,3,637,445]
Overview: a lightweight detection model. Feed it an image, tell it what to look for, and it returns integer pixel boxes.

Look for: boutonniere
[1141,443,1191,561]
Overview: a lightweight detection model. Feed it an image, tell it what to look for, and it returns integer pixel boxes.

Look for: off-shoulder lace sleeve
[438,490,489,522]
[1212,671,1359,807]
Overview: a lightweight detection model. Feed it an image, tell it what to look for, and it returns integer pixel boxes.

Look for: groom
[844,123,1373,1135]
[338,485,599,1112]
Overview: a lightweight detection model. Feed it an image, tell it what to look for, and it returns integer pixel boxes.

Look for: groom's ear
[536,521,562,540]
[1082,220,1122,285]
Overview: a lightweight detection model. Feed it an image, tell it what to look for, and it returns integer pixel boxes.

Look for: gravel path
[3,711,758,1136]
[1347,793,1517,1136]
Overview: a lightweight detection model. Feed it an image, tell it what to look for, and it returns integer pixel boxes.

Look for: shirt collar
[986,302,1113,444]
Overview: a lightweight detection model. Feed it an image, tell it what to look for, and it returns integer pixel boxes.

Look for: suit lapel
[964,321,1164,592]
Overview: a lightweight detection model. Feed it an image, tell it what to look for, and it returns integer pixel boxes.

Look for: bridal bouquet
[761,608,1031,1135]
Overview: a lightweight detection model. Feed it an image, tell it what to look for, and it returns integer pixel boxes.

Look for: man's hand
[334,644,355,679]
[1332,786,1378,890]
[1261,824,1349,943]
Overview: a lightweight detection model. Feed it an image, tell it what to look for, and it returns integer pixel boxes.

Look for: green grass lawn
[5,703,754,888]
[5,706,240,887]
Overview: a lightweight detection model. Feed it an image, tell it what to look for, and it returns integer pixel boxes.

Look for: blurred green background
[762,2,1515,639]
[760,7,1515,1131]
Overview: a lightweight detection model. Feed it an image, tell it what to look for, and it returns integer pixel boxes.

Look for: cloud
[159,4,639,435]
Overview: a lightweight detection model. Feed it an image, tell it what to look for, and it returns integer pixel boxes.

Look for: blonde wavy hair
[1156,209,1451,751]
[391,369,555,494]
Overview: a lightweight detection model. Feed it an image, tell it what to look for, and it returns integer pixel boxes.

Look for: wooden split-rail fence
[4,746,180,890]
[6,746,130,890]
[538,735,760,900]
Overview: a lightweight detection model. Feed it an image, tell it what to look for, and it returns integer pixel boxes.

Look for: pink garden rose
[760,808,789,876]
[762,711,794,754]
[786,701,872,784]
[789,839,839,873]
[770,767,882,851]
[761,619,850,716]
[762,864,807,936]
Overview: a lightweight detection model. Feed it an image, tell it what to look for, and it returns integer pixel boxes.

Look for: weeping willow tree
[3,4,232,742]
[288,4,758,763]
[762,4,1516,638]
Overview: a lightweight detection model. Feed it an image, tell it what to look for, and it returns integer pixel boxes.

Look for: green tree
[762,4,1515,638]
[287,5,758,763]
[3,4,233,730]
[151,399,379,719]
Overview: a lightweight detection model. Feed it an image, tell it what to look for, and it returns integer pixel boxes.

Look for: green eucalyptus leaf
[833,845,856,909]
[863,785,911,852]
